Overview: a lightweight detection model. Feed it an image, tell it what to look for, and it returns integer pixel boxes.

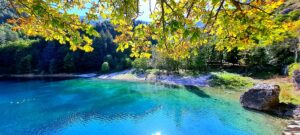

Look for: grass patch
[209,72,254,89]
[279,83,300,105]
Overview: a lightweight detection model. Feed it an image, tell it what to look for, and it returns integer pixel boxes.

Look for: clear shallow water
[0,79,286,135]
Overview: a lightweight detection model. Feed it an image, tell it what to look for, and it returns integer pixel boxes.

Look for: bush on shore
[279,83,300,105]
[132,58,149,72]
[101,62,110,73]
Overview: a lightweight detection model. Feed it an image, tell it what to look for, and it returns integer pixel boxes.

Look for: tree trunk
[297,37,300,63]
[295,49,298,63]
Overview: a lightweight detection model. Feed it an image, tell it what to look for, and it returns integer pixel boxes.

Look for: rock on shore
[293,70,300,91]
[240,83,280,111]
[240,83,300,117]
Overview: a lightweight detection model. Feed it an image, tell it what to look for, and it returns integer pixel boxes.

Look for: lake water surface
[0,78,286,135]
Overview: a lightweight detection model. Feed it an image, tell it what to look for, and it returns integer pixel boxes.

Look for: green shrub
[288,63,300,77]
[124,58,132,68]
[101,62,110,73]
[210,72,254,89]
[132,58,149,71]
[279,83,300,105]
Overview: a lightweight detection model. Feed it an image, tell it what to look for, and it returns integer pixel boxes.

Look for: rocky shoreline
[99,70,300,134]
[283,115,300,135]
[98,69,212,87]
[99,70,300,115]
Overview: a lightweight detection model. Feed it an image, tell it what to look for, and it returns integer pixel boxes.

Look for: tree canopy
[3,0,300,59]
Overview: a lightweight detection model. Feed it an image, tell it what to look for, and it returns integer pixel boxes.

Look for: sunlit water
[0,78,286,135]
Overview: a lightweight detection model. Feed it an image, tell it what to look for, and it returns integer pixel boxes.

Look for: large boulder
[240,83,300,117]
[293,70,300,91]
[240,83,280,111]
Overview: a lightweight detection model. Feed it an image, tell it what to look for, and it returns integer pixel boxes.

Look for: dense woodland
[0,7,135,74]
[0,0,299,76]
[0,21,133,74]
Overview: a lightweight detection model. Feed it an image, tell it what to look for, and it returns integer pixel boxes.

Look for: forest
[0,4,299,77]
[0,15,133,74]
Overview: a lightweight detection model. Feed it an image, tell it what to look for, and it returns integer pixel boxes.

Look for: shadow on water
[242,103,296,119]
[157,82,210,98]
[184,85,211,98]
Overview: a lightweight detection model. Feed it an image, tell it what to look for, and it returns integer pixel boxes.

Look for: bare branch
[209,0,225,29]
[186,0,195,18]
[203,4,216,30]
[233,0,271,15]
[160,0,169,51]
[149,0,152,14]
[7,0,21,16]
[164,1,175,13]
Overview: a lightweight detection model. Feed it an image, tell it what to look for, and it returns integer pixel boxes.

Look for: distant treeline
[0,22,132,74]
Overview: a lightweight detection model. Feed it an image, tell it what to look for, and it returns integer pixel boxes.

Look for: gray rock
[240,83,280,111]
[240,83,300,118]
[293,106,300,119]
[281,8,293,14]
[293,70,300,91]
[283,110,300,135]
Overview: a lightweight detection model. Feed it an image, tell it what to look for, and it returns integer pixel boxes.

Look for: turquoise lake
[0,78,286,135]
